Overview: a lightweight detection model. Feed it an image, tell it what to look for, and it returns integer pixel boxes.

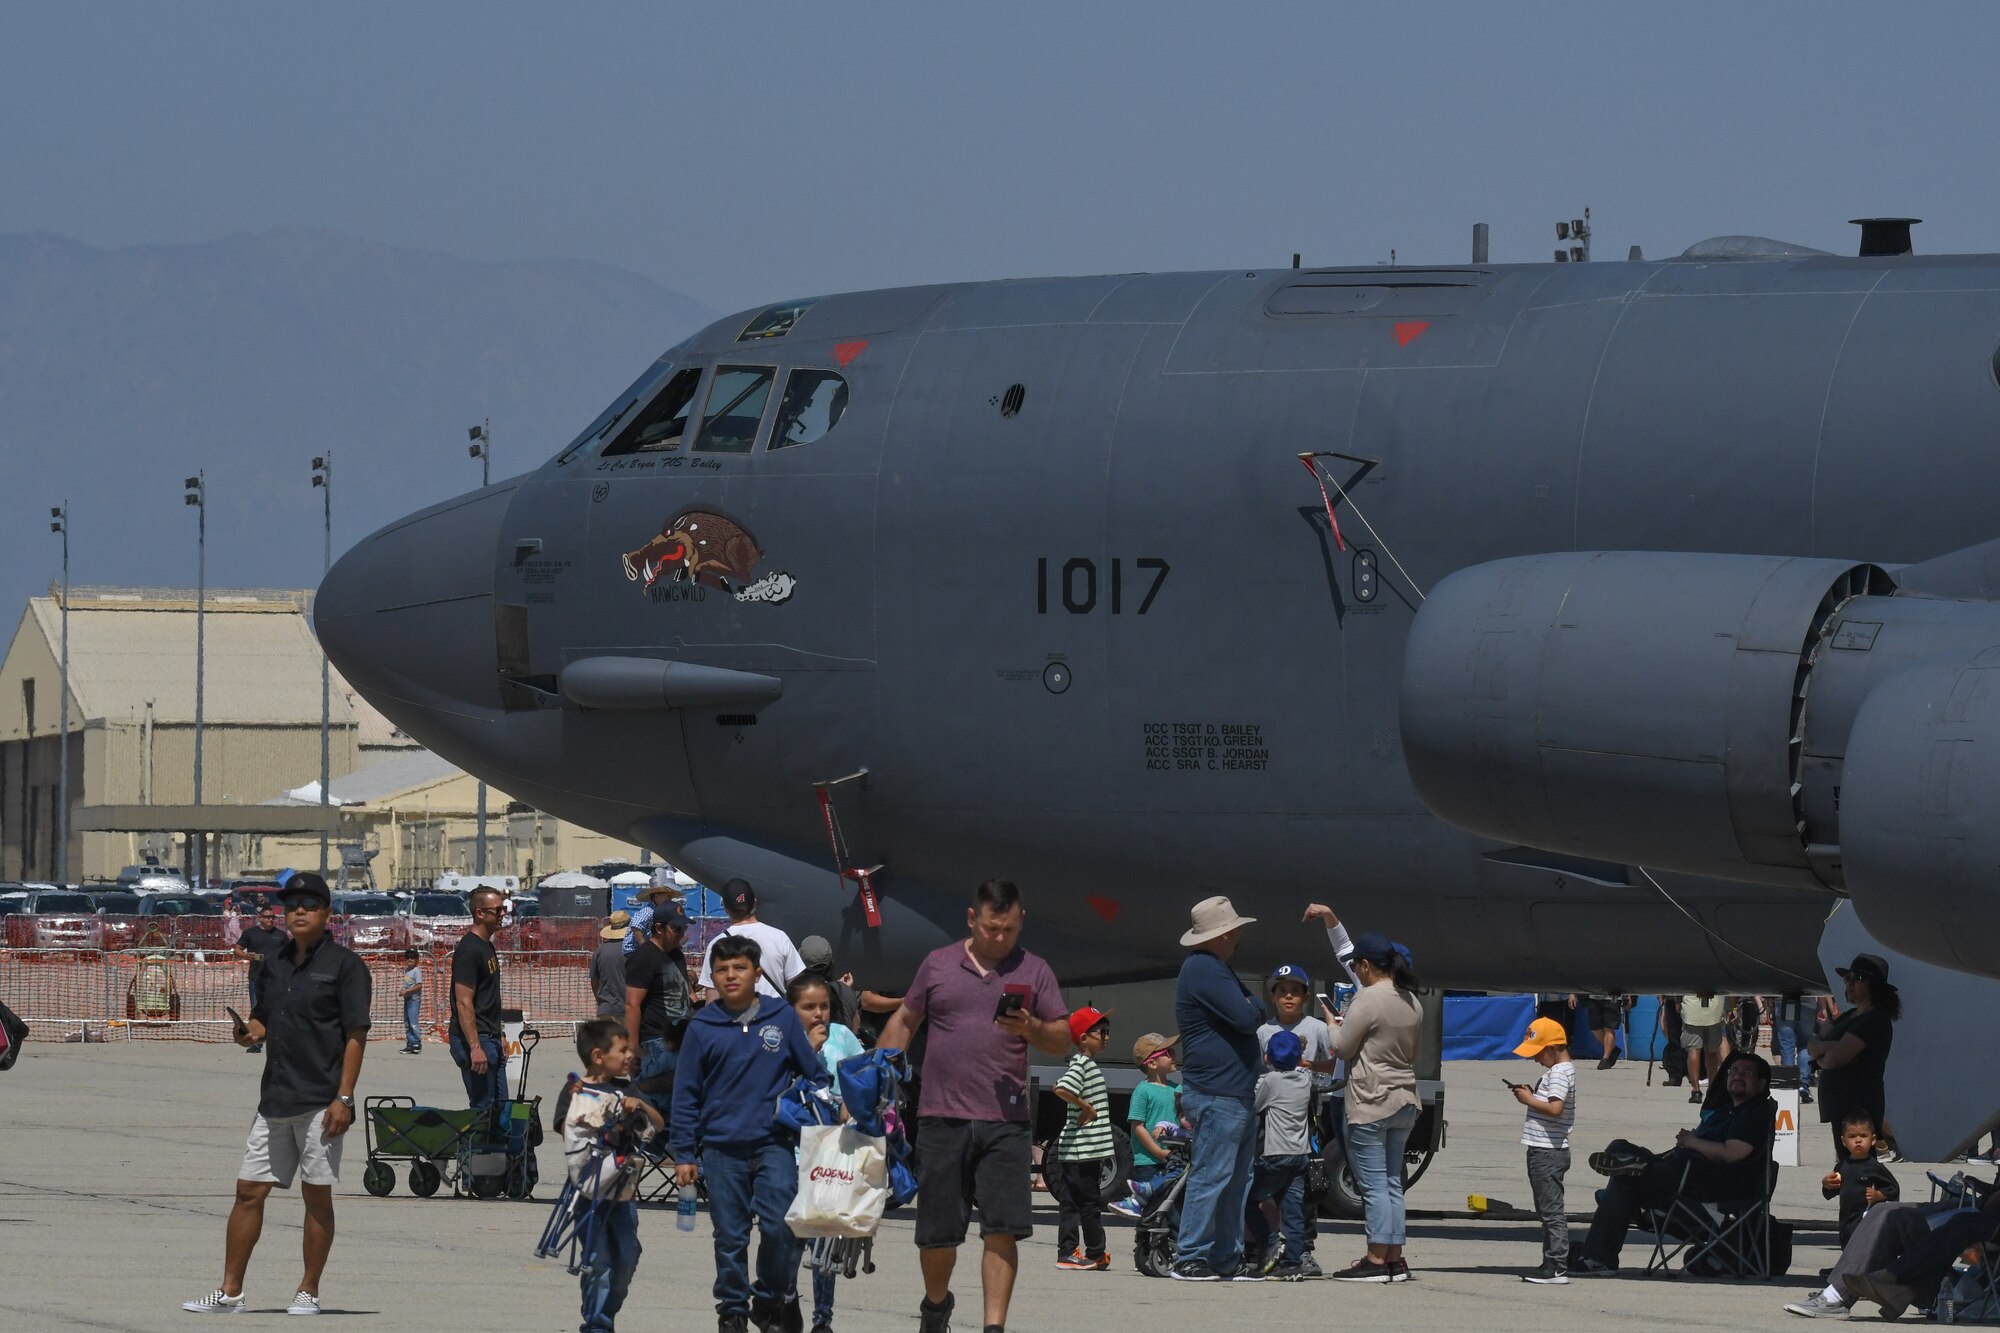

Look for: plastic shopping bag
[785,1124,890,1238]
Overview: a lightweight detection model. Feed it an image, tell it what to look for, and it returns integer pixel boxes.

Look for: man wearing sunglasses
[449,887,508,1112]
[183,871,370,1317]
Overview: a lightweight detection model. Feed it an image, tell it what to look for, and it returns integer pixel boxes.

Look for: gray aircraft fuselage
[317,246,2000,995]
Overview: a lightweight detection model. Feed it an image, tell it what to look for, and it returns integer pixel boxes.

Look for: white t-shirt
[1258,1015,1338,1092]
[697,920,806,998]
[1521,1060,1576,1150]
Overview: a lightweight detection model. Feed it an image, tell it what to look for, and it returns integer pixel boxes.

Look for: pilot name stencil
[1143,721,1269,772]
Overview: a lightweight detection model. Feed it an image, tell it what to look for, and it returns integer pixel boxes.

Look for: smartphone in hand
[993,985,1029,1021]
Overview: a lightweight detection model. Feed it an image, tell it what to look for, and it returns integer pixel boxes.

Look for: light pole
[49,504,69,885]
[311,453,332,874]
[184,473,206,886]
[466,421,491,876]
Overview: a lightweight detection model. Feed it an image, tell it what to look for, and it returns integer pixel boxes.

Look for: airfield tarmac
[2,1040,1950,1331]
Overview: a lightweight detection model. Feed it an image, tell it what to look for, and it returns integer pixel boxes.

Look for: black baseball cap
[275,869,331,907]
[652,904,689,932]
[722,878,756,915]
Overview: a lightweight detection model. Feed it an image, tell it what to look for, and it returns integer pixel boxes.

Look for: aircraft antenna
[1299,452,1428,602]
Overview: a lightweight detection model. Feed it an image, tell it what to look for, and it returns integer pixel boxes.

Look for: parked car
[118,864,192,893]
[24,888,103,948]
[331,893,405,949]
[86,890,142,914]
[395,890,470,947]
[134,893,224,917]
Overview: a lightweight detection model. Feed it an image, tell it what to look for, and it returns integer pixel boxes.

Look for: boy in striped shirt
[1511,1018,1576,1285]
[1053,1006,1115,1271]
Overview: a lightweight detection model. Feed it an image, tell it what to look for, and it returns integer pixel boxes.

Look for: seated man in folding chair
[1572,1053,1775,1277]
[1786,1170,2000,1319]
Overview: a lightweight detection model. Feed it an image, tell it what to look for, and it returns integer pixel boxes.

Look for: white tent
[538,871,608,890]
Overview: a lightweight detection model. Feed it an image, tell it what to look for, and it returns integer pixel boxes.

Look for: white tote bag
[786,1125,890,1238]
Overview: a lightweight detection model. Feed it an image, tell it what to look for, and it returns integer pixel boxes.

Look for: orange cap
[1513,1017,1569,1057]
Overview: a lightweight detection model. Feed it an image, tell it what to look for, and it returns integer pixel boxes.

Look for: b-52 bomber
[319,218,2000,1157]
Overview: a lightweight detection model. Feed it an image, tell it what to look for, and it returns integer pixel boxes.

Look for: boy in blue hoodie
[671,933,829,1333]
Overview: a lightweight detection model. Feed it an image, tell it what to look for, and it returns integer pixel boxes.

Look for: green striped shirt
[1056,1052,1114,1161]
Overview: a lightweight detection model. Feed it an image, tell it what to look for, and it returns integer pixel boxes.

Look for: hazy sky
[8,3,2000,312]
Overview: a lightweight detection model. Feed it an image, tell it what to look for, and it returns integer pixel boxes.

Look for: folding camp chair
[1642,1112,1779,1278]
[1927,1171,2000,1318]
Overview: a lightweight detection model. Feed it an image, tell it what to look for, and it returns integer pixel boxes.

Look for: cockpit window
[692,366,775,453]
[737,301,815,341]
[769,369,849,450]
[600,368,705,456]
[555,358,675,464]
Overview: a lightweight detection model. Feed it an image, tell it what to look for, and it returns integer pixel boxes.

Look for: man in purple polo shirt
[880,879,1069,1333]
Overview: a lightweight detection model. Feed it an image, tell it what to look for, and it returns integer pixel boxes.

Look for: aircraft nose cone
[316,487,512,717]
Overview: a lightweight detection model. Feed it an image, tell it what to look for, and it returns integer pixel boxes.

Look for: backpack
[1662,1043,1688,1085]
[0,999,28,1070]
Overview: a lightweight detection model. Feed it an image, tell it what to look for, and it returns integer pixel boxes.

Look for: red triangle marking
[1086,895,1120,923]
[833,339,869,367]
[1393,321,1430,347]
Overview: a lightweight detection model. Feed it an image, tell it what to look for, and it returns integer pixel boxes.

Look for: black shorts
[1584,1000,1623,1031]
[914,1117,1033,1248]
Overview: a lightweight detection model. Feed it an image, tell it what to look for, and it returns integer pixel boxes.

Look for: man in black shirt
[623,904,692,1102]
[449,887,506,1111]
[181,871,370,1317]
[1572,1053,1775,1276]
[235,904,287,1055]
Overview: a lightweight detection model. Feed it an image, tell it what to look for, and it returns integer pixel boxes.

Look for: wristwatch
[337,1095,355,1111]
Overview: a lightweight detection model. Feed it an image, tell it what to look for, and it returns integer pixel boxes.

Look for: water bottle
[1936,1293,1956,1325]
[677,1191,699,1232]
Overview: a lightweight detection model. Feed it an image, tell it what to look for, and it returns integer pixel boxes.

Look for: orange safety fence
[0,943,719,1047]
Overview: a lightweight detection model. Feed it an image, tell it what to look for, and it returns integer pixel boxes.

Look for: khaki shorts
[239,1110,343,1188]
[1679,1022,1724,1054]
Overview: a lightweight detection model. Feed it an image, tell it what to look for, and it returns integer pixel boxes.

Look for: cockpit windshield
[555,357,676,464]
[601,368,705,456]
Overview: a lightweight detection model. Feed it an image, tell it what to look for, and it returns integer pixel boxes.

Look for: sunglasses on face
[280,898,323,912]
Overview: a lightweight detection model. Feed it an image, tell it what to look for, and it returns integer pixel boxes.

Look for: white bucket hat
[1180,894,1257,947]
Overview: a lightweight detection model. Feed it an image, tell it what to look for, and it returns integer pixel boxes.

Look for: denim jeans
[1175,1090,1256,1270]
[811,1262,836,1328]
[1247,1154,1308,1264]
[450,1032,505,1110]
[403,993,422,1050]
[701,1140,800,1317]
[1772,1014,1818,1089]
[1346,1103,1417,1246]
[579,1200,640,1332]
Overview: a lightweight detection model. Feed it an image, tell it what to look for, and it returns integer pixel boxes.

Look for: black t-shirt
[624,941,690,1045]
[252,934,372,1117]
[239,925,287,971]
[449,932,503,1040]
[1817,1006,1893,1124]
[1828,1155,1900,1242]
[1681,1095,1774,1200]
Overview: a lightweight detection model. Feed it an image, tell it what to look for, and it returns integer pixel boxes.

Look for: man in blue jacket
[1171,895,1266,1282]
[672,934,828,1333]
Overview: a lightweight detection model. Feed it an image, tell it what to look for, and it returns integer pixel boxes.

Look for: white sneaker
[1782,1292,1850,1319]
[287,1292,321,1316]
[182,1289,246,1314]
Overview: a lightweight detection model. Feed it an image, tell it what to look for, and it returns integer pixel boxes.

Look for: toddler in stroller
[1132,1130,1194,1278]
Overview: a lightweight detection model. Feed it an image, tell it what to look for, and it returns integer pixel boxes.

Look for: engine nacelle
[1403,548,2000,978]
[1842,660,2000,977]
[1401,551,1889,888]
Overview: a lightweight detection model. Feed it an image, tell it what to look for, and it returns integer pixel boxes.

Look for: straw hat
[636,882,680,902]
[599,910,632,941]
[1179,895,1256,947]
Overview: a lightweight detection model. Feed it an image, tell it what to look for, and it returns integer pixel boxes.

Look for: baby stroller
[1132,1133,1195,1278]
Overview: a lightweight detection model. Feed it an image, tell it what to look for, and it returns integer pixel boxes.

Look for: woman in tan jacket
[1328,931,1424,1283]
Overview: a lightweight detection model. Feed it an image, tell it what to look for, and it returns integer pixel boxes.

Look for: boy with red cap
[1052,1006,1114,1270]
[1511,1017,1576,1285]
